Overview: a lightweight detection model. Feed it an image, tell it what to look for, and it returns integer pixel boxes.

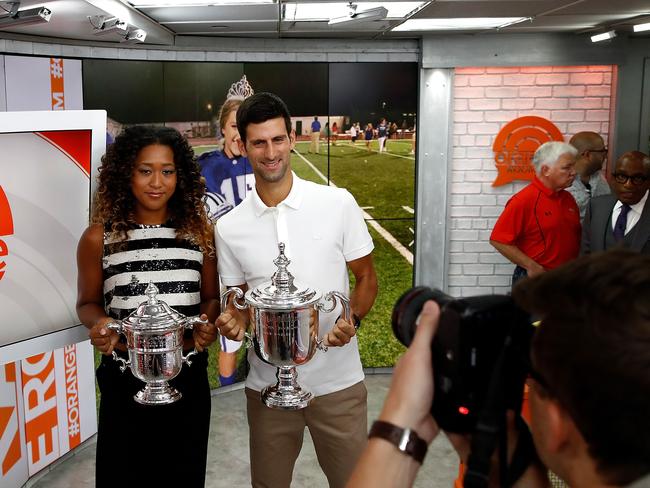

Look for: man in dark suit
[582,151,650,254]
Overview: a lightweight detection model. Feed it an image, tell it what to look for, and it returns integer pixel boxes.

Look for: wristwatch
[368,420,428,464]
[352,313,361,331]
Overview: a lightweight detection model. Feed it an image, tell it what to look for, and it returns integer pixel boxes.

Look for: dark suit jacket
[581,194,650,254]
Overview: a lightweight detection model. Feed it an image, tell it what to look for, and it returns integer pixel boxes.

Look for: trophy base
[261,384,313,410]
[134,382,182,405]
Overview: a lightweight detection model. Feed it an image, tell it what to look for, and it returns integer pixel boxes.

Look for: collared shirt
[215,172,374,396]
[611,189,649,235]
[490,177,581,269]
[566,170,611,221]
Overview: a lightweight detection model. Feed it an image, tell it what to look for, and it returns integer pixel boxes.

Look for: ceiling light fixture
[328,4,388,26]
[282,2,423,22]
[122,28,147,43]
[90,16,128,36]
[393,17,531,32]
[0,1,51,27]
[128,0,274,5]
[590,30,616,42]
[633,22,650,33]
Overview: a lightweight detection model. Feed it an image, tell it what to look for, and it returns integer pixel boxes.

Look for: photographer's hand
[346,300,440,488]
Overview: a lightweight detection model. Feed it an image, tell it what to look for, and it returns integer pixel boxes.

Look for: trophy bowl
[221,243,350,410]
[107,282,208,406]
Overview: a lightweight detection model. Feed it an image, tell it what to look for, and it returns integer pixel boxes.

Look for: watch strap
[368,420,428,464]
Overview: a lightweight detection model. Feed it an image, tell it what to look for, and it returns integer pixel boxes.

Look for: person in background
[347,250,650,488]
[349,122,358,145]
[309,115,321,154]
[364,123,374,152]
[567,131,610,221]
[216,92,378,488]
[197,77,255,386]
[377,117,388,153]
[582,151,650,254]
[490,141,580,289]
[332,121,339,146]
[77,125,219,487]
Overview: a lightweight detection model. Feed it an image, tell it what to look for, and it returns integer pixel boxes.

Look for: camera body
[392,287,533,433]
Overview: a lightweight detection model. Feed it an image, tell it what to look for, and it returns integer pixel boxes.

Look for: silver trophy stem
[134,380,182,405]
[261,366,313,410]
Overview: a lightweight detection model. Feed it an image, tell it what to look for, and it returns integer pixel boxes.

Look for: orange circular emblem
[492,116,564,186]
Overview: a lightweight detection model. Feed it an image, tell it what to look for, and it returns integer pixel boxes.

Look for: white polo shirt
[215,172,374,397]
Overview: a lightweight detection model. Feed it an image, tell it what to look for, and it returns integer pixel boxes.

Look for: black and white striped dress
[102,224,203,320]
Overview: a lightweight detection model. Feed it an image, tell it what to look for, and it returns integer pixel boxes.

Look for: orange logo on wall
[50,58,65,110]
[492,116,564,186]
[0,186,13,281]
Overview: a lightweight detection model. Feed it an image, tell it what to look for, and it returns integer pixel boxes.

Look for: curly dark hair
[92,125,213,254]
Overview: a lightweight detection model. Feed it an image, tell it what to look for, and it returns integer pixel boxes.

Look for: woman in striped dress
[76,125,219,487]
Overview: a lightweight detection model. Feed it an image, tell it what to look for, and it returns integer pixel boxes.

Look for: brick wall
[448,65,615,296]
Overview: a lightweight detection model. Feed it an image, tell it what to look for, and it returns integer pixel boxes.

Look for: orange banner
[0,363,22,476]
[492,116,564,186]
[62,346,80,449]
[49,58,65,110]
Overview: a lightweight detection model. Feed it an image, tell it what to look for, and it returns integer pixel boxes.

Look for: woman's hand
[88,317,120,355]
[193,314,218,352]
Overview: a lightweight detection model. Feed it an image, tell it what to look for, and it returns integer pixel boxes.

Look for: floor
[28,374,459,488]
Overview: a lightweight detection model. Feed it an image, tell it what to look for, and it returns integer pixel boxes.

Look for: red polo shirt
[490,177,580,270]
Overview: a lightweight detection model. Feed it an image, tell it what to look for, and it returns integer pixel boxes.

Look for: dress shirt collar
[614,189,649,215]
[252,171,303,217]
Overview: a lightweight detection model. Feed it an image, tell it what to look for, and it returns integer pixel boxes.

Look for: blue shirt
[377,123,387,138]
[197,149,255,220]
[311,120,321,132]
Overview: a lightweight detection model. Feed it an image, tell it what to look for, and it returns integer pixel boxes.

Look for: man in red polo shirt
[490,141,580,289]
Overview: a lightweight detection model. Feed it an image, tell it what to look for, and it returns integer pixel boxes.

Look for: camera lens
[391,286,438,347]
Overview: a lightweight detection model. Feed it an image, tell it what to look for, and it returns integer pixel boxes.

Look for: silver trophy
[221,243,351,410]
[107,282,208,405]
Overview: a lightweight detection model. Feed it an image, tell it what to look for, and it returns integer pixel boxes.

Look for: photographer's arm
[490,240,546,277]
[346,301,440,488]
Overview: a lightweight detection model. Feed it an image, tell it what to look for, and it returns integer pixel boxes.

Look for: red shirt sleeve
[490,195,525,245]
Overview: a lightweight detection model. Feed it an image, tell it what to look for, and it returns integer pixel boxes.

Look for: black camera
[392,287,534,434]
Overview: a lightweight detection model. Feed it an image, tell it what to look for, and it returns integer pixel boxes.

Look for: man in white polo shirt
[215,92,378,488]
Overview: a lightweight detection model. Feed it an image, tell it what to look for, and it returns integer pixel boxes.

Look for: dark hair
[92,125,213,254]
[513,250,650,485]
[236,92,292,143]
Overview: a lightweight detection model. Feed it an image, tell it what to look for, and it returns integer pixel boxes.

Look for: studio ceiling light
[590,30,616,42]
[633,22,650,33]
[90,16,128,36]
[0,1,51,27]
[328,4,387,26]
[128,0,274,5]
[122,28,147,43]
[392,17,530,31]
[282,2,423,22]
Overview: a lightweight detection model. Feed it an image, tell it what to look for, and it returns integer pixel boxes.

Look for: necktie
[613,204,631,242]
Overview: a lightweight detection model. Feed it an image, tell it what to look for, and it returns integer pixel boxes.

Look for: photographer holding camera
[348,250,650,488]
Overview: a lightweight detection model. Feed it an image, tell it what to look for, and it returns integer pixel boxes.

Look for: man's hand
[216,306,247,342]
[378,300,440,444]
[193,314,218,352]
[525,262,546,278]
[324,315,356,347]
[88,318,120,356]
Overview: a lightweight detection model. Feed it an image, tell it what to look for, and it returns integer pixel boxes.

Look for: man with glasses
[568,131,611,222]
[582,151,650,254]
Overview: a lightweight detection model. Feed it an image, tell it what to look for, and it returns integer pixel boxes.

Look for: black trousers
[95,350,211,488]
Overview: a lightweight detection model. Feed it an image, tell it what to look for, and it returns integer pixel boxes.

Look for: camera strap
[464,346,509,488]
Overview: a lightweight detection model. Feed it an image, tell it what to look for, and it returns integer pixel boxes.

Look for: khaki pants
[246,381,368,488]
[309,131,320,153]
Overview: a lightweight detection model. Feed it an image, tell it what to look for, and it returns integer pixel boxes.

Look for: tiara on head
[227,75,254,100]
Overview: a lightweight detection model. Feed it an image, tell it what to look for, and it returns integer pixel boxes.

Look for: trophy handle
[111,351,130,373]
[316,291,351,352]
[183,348,198,366]
[221,287,248,313]
[106,320,123,335]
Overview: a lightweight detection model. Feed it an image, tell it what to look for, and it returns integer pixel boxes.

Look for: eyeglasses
[612,173,649,185]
